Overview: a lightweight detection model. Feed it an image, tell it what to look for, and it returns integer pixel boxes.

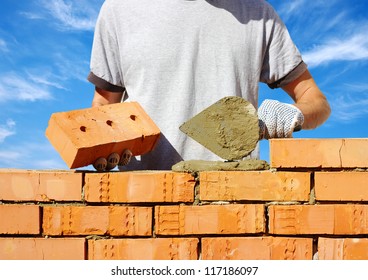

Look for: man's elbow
[304,95,331,130]
[321,96,331,123]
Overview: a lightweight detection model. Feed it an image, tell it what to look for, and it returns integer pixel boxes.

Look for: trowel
[179,96,259,161]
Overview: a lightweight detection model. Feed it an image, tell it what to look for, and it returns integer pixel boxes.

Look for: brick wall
[1,138,368,260]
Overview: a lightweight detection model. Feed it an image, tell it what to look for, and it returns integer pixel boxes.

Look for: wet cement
[179,96,259,161]
[172,159,269,173]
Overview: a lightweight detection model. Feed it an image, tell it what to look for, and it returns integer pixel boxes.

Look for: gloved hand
[258,99,304,139]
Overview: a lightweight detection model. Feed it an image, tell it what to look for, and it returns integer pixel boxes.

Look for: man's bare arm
[282,69,331,130]
[92,87,123,107]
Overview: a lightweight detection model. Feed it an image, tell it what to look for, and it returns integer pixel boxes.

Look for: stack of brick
[1,138,368,260]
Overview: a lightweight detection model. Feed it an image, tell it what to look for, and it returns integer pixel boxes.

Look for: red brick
[45,102,160,169]
[88,238,198,260]
[202,237,313,260]
[318,238,368,260]
[315,171,368,201]
[270,138,368,168]
[0,238,85,260]
[43,206,152,236]
[0,169,82,201]
[155,204,265,235]
[268,205,368,235]
[200,171,310,201]
[85,171,194,203]
[0,205,40,235]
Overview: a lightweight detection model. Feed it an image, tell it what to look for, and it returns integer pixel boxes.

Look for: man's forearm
[92,87,123,107]
[282,69,331,130]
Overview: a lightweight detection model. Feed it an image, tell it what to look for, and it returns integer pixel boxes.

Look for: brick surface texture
[45,102,160,169]
[1,138,368,260]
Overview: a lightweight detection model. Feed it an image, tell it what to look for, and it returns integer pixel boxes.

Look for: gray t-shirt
[88,0,307,170]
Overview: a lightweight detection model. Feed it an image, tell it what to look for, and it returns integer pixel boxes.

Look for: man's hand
[258,99,304,139]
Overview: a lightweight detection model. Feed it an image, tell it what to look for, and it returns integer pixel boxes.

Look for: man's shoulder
[235,0,278,17]
[102,0,137,9]
[240,0,273,8]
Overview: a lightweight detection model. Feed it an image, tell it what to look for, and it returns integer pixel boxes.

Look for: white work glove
[258,99,304,139]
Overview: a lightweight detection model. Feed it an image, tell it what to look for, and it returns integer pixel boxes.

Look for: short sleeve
[88,1,125,92]
[260,5,307,89]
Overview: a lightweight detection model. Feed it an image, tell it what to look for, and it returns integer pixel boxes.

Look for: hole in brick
[130,115,136,121]
[80,126,87,132]
[106,120,113,126]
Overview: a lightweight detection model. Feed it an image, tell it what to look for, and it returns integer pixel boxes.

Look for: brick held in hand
[45,102,161,169]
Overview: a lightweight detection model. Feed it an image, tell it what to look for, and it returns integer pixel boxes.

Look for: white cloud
[303,33,368,68]
[53,52,90,82]
[6,119,16,128]
[343,83,368,93]
[276,0,340,23]
[27,71,67,90]
[279,1,368,67]
[0,73,53,102]
[0,39,8,52]
[30,158,68,170]
[0,140,68,169]
[42,0,100,31]
[277,0,306,21]
[0,150,22,164]
[19,11,44,20]
[332,98,368,122]
[0,119,16,143]
[329,88,368,123]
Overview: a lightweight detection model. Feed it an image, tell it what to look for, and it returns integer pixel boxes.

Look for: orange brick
[270,138,368,168]
[0,238,85,260]
[155,204,265,235]
[45,102,160,169]
[88,238,199,260]
[85,171,194,203]
[43,206,152,236]
[0,205,40,235]
[200,171,310,201]
[0,169,82,201]
[318,238,368,260]
[269,205,368,235]
[315,171,368,201]
[202,237,313,260]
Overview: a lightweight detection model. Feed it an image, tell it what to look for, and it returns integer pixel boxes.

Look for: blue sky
[0,0,367,170]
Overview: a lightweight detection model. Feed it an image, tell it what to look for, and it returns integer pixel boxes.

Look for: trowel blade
[179,96,259,161]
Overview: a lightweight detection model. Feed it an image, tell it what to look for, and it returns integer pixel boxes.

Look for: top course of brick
[270,138,368,169]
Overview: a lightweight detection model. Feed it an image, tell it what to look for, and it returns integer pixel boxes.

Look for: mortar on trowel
[172,96,269,172]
